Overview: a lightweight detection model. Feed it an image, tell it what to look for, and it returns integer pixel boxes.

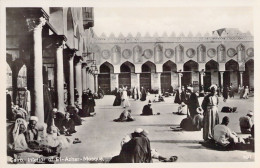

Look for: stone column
[178,73,183,89]
[94,74,98,93]
[136,73,141,96]
[240,72,243,86]
[75,56,82,104]
[54,35,66,112]
[157,73,161,95]
[26,17,46,125]
[200,72,205,92]
[219,71,224,92]
[67,50,76,106]
[82,64,87,91]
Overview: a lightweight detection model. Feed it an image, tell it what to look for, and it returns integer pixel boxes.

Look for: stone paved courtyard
[60,94,254,163]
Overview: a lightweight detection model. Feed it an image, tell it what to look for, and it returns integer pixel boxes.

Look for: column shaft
[56,43,65,112]
[240,72,243,86]
[157,73,161,95]
[32,19,45,124]
[69,58,75,106]
[82,67,87,91]
[220,72,224,92]
[94,74,98,93]
[75,62,82,104]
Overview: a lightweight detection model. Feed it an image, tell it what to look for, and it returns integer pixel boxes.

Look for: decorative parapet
[93,36,254,44]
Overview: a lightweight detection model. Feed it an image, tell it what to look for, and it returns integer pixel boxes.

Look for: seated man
[114,109,135,122]
[239,111,253,134]
[141,101,153,116]
[61,112,76,135]
[158,95,164,102]
[112,128,177,163]
[192,107,204,131]
[53,108,65,132]
[25,116,39,145]
[173,102,187,115]
[213,116,245,149]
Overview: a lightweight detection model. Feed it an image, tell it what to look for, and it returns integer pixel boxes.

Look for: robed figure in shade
[140,86,147,101]
[81,90,89,117]
[23,87,31,114]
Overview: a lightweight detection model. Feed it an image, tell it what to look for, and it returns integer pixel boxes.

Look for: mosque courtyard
[59,94,254,163]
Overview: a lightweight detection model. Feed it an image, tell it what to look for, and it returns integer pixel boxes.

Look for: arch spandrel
[154,44,163,63]
[133,45,143,64]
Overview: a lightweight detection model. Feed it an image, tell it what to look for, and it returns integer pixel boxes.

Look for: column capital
[74,55,83,65]
[64,48,77,60]
[26,17,46,32]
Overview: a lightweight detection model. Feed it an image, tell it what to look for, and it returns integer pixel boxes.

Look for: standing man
[23,87,31,114]
[201,84,220,142]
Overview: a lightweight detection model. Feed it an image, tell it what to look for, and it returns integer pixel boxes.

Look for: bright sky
[93,7,253,37]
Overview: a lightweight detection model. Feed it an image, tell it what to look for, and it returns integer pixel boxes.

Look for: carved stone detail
[26,17,46,32]
[227,48,236,57]
[207,48,216,58]
[165,49,174,58]
[144,49,153,59]
[101,50,111,59]
[122,49,132,59]
[247,48,254,57]
[186,48,195,58]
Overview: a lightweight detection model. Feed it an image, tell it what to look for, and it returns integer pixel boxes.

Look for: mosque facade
[92,29,254,94]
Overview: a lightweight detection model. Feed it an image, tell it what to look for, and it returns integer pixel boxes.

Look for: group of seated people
[7,116,70,163]
[212,115,254,150]
[110,128,178,163]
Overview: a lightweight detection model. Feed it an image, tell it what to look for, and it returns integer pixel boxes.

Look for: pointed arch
[225,59,238,71]
[183,60,199,71]
[162,60,177,72]
[205,60,219,71]
[141,61,156,73]
[99,61,114,74]
[120,61,135,73]
[244,59,254,88]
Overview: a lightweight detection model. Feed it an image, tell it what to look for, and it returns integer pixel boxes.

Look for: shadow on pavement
[151,140,201,143]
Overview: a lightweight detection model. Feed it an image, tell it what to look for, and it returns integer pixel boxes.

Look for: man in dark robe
[223,85,229,102]
[174,89,181,104]
[43,84,54,128]
[113,89,122,106]
[98,86,104,99]
[81,90,89,117]
[6,90,13,120]
[110,130,152,163]
[141,101,153,116]
[187,90,200,119]
[86,90,96,116]
[53,108,65,132]
[180,87,187,104]
[66,105,82,125]
[140,87,147,101]
[61,112,76,135]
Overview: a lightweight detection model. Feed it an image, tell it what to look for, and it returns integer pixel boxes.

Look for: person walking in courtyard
[223,85,229,102]
[239,85,245,99]
[133,86,139,100]
[229,83,235,98]
[140,86,147,101]
[243,86,249,99]
[202,84,220,142]
[121,86,130,108]
[97,86,104,99]
[113,88,122,106]
[86,89,96,116]
[239,111,253,134]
